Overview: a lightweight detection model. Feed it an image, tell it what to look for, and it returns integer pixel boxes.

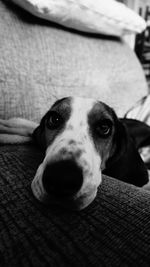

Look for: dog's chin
[31,178,97,210]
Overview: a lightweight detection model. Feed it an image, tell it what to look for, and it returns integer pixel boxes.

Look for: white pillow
[12,0,146,37]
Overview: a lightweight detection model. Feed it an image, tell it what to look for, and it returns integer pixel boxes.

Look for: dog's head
[31,97,126,210]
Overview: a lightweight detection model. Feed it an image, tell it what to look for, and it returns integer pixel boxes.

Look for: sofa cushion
[1,144,150,266]
[12,0,146,36]
[0,0,148,122]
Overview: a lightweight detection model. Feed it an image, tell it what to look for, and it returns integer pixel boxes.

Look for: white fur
[0,97,102,210]
[32,97,102,209]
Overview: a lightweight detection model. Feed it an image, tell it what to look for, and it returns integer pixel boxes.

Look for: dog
[0,96,149,210]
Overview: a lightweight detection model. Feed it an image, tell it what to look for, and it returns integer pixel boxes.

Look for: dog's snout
[42,160,83,197]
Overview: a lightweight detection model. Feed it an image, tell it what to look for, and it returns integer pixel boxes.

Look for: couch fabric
[1,144,150,267]
[1,1,150,266]
[0,0,148,122]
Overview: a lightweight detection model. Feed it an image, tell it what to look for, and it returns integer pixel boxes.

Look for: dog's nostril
[42,160,83,197]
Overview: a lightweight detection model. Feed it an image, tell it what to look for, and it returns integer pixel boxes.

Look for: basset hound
[0,97,149,210]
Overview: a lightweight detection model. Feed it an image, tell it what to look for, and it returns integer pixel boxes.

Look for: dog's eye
[95,120,112,137]
[47,111,63,130]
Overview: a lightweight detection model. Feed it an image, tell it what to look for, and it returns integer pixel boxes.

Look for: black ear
[105,118,128,168]
[32,112,48,150]
[120,118,150,149]
[103,118,148,187]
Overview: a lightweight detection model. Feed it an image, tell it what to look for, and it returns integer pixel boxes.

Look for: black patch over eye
[95,119,112,138]
[46,111,63,130]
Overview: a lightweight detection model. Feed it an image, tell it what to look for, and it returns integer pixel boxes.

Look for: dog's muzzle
[31,135,101,210]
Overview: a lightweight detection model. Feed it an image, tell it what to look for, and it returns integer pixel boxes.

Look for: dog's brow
[51,97,71,108]
[50,97,72,115]
[88,101,114,124]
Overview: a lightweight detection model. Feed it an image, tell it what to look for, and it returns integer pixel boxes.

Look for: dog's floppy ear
[105,118,128,168]
[103,118,148,187]
[32,112,48,150]
[121,118,150,149]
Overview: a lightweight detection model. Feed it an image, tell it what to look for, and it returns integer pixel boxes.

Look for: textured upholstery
[0,0,148,122]
[0,145,150,267]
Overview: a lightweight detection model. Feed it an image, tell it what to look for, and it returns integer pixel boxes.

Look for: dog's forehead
[69,97,97,125]
[72,97,96,112]
[51,97,114,122]
[51,97,95,115]
[71,97,113,120]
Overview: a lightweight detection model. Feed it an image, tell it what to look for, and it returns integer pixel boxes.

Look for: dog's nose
[42,160,83,197]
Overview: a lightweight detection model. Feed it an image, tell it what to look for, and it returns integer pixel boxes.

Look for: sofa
[1,0,150,266]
